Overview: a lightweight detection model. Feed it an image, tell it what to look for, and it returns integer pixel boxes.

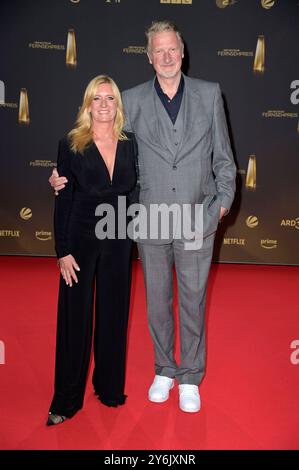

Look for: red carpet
[0,256,298,450]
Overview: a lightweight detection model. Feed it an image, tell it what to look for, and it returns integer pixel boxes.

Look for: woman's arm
[54,139,81,286]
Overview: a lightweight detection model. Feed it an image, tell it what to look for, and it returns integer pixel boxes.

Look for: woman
[47,75,137,425]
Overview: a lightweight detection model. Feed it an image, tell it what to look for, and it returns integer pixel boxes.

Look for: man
[50,20,236,413]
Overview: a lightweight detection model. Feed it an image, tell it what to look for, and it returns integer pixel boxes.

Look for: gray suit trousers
[138,232,215,385]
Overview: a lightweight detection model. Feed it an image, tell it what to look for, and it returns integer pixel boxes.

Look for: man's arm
[212,84,236,215]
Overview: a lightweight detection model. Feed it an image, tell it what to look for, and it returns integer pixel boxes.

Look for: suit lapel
[137,79,174,156]
[178,75,209,156]
[138,79,160,145]
[137,75,209,162]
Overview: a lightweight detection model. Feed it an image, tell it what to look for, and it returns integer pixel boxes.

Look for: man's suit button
[173,165,177,170]
[174,142,178,146]
[172,188,176,192]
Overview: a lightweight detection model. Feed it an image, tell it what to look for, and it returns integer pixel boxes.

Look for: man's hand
[49,168,68,195]
[58,254,80,287]
[220,206,228,220]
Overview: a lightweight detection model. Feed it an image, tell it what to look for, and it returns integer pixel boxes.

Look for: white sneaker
[148,375,174,403]
[179,384,201,413]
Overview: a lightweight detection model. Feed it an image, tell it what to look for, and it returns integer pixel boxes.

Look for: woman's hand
[49,168,68,195]
[58,255,80,287]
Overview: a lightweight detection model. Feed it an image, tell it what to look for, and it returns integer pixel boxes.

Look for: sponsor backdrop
[0,0,298,264]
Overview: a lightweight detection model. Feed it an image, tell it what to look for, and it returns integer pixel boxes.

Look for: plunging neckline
[93,140,119,185]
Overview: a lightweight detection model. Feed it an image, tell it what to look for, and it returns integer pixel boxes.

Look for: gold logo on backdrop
[20,208,32,220]
[262,110,298,118]
[261,239,277,249]
[70,0,80,3]
[245,155,256,190]
[216,0,236,8]
[281,218,299,230]
[246,215,259,228]
[28,41,64,50]
[123,46,146,54]
[0,230,20,237]
[66,29,77,67]
[261,0,275,9]
[18,88,30,125]
[223,238,246,245]
[160,0,192,4]
[36,231,52,241]
[0,102,17,109]
[253,35,265,73]
[29,160,56,168]
[262,110,298,132]
[218,49,253,57]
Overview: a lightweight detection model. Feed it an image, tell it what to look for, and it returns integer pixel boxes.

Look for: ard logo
[281,218,299,230]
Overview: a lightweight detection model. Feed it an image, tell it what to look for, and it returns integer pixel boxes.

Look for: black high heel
[46,412,67,426]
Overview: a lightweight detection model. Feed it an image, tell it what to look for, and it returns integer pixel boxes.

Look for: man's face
[147,31,184,81]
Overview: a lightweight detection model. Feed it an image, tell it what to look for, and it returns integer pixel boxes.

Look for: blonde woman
[47,75,137,425]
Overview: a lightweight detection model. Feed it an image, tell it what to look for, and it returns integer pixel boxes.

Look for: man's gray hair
[145,20,184,52]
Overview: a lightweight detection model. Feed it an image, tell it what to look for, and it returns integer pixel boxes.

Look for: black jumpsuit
[49,133,138,418]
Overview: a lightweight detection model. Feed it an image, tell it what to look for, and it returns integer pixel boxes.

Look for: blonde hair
[68,75,128,154]
[145,20,184,53]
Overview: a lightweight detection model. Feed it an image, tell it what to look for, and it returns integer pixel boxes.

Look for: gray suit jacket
[122,74,236,244]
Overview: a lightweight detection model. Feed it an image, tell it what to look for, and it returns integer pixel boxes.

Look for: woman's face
[89,83,118,125]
